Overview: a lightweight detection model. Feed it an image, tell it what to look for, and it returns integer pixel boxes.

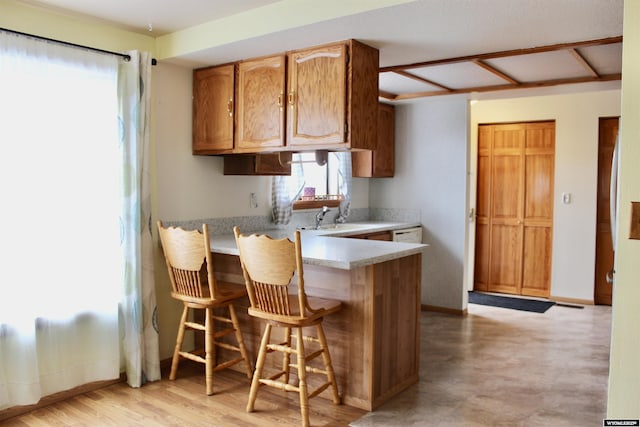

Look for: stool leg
[228,303,252,379]
[248,323,272,412]
[296,328,310,427]
[170,305,189,381]
[205,307,215,395]
[317,323,340,404]
[282,327,291,384]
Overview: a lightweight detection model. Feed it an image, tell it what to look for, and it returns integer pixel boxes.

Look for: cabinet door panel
[288,44,347,146]
[236,56,285,149]
[193,65,234,152]
[352,103,395,177]
[522,226,552,296]
[474,222,490,291]
[489,224,522,294]
[524,154,554,221]
[372,103,395,177]
[476,155,491,218]
[491,155,522,220]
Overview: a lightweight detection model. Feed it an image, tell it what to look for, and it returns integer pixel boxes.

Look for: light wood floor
[2,303,611,426]
[1,360,363,427]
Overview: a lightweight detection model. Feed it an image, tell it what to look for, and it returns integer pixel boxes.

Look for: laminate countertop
[209,221,427,270]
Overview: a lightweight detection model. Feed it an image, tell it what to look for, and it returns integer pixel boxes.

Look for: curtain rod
[1,27,157,65]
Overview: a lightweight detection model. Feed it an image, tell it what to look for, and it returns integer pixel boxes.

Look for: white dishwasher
[392,226,422,243]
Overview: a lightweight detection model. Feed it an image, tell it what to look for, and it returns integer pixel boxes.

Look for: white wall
[369,96,469,310]
[153,63,272,221]
[469,90,621,303]
[607,0,640,416]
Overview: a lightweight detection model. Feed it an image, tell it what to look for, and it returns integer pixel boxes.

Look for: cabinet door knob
[278,93,283,110]
[288,91,295,106]
[227,99,233,117]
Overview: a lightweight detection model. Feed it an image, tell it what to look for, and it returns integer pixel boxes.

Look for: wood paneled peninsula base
[208,230,425,411]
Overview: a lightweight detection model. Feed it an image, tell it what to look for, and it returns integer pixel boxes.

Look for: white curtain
[0,31,158,409]
[118,50,161,387]
[334,152,352,222]
[271,154,305,225]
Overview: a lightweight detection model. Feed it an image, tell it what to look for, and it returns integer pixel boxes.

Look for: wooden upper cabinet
[192,64,235,154]
[287,43,347,147]
[287,40,379,150]
[235,55,286,151]
[352,103,395,177]
[192,40,379,157]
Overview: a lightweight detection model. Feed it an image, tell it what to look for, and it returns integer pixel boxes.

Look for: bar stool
[233,226,341,427]
[157,221,252,395]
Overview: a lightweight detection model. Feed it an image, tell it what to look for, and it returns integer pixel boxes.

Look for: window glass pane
[328,152,340,196]
[300,152,327,195]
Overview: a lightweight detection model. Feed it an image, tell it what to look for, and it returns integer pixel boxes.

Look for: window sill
[293,199,342,210]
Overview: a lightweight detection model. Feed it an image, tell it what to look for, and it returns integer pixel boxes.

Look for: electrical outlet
[250,192,258,209]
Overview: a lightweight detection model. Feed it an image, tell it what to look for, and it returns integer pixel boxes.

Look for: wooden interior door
[594,117,619,305]
[474,122,555,297]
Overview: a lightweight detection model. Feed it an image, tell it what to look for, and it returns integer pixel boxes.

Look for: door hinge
[345,51,350,65]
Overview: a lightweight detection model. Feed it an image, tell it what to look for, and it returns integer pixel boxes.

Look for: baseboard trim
[421,304,467,316]
[0,375,125,423]
[0,358,178,423]
[550,296,594,305]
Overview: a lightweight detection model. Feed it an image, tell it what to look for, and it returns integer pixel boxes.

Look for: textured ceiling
[14,0,624,100]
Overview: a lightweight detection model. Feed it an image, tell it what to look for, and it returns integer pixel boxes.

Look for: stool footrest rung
[213,328,236,339]
[267,342,297,354]
[184,321,205,331]
[212,315,233,324]
[215,341,241,352]
[213,356,245,371]
[308,382,331,399]
[179,351,205,364]
[259,378,299,393]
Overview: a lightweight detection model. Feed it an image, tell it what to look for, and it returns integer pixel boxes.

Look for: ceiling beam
[378,89,398,101]
[391,70,452,91]
[384,73,621,101]
[379,36,622,73]
[569,48,599,78]
[471,59,519,85]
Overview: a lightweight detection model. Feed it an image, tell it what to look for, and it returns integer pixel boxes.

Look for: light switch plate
[629,202,640,240]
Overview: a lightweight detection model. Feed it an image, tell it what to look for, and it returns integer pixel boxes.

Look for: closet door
[488,124,525,295]
[474,122,555,297]
[521,123,555,297]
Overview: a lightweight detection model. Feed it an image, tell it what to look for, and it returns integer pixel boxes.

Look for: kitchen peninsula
[208,223,426,411]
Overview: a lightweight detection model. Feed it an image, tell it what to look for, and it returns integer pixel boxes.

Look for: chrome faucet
[315,205,331,229]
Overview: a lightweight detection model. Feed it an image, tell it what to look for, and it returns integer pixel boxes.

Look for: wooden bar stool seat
[157,221,252,395]
[234,227,341,427]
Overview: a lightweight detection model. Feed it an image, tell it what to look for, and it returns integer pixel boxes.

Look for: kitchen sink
[318,223,372,231]
[298,223,373,233]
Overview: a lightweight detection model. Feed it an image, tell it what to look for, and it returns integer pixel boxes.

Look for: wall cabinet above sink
[192,39,379,157]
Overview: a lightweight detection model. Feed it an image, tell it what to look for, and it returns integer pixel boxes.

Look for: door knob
[606,269,615,285]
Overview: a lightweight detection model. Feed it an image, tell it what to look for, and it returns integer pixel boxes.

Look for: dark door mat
[468,291,555,313]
